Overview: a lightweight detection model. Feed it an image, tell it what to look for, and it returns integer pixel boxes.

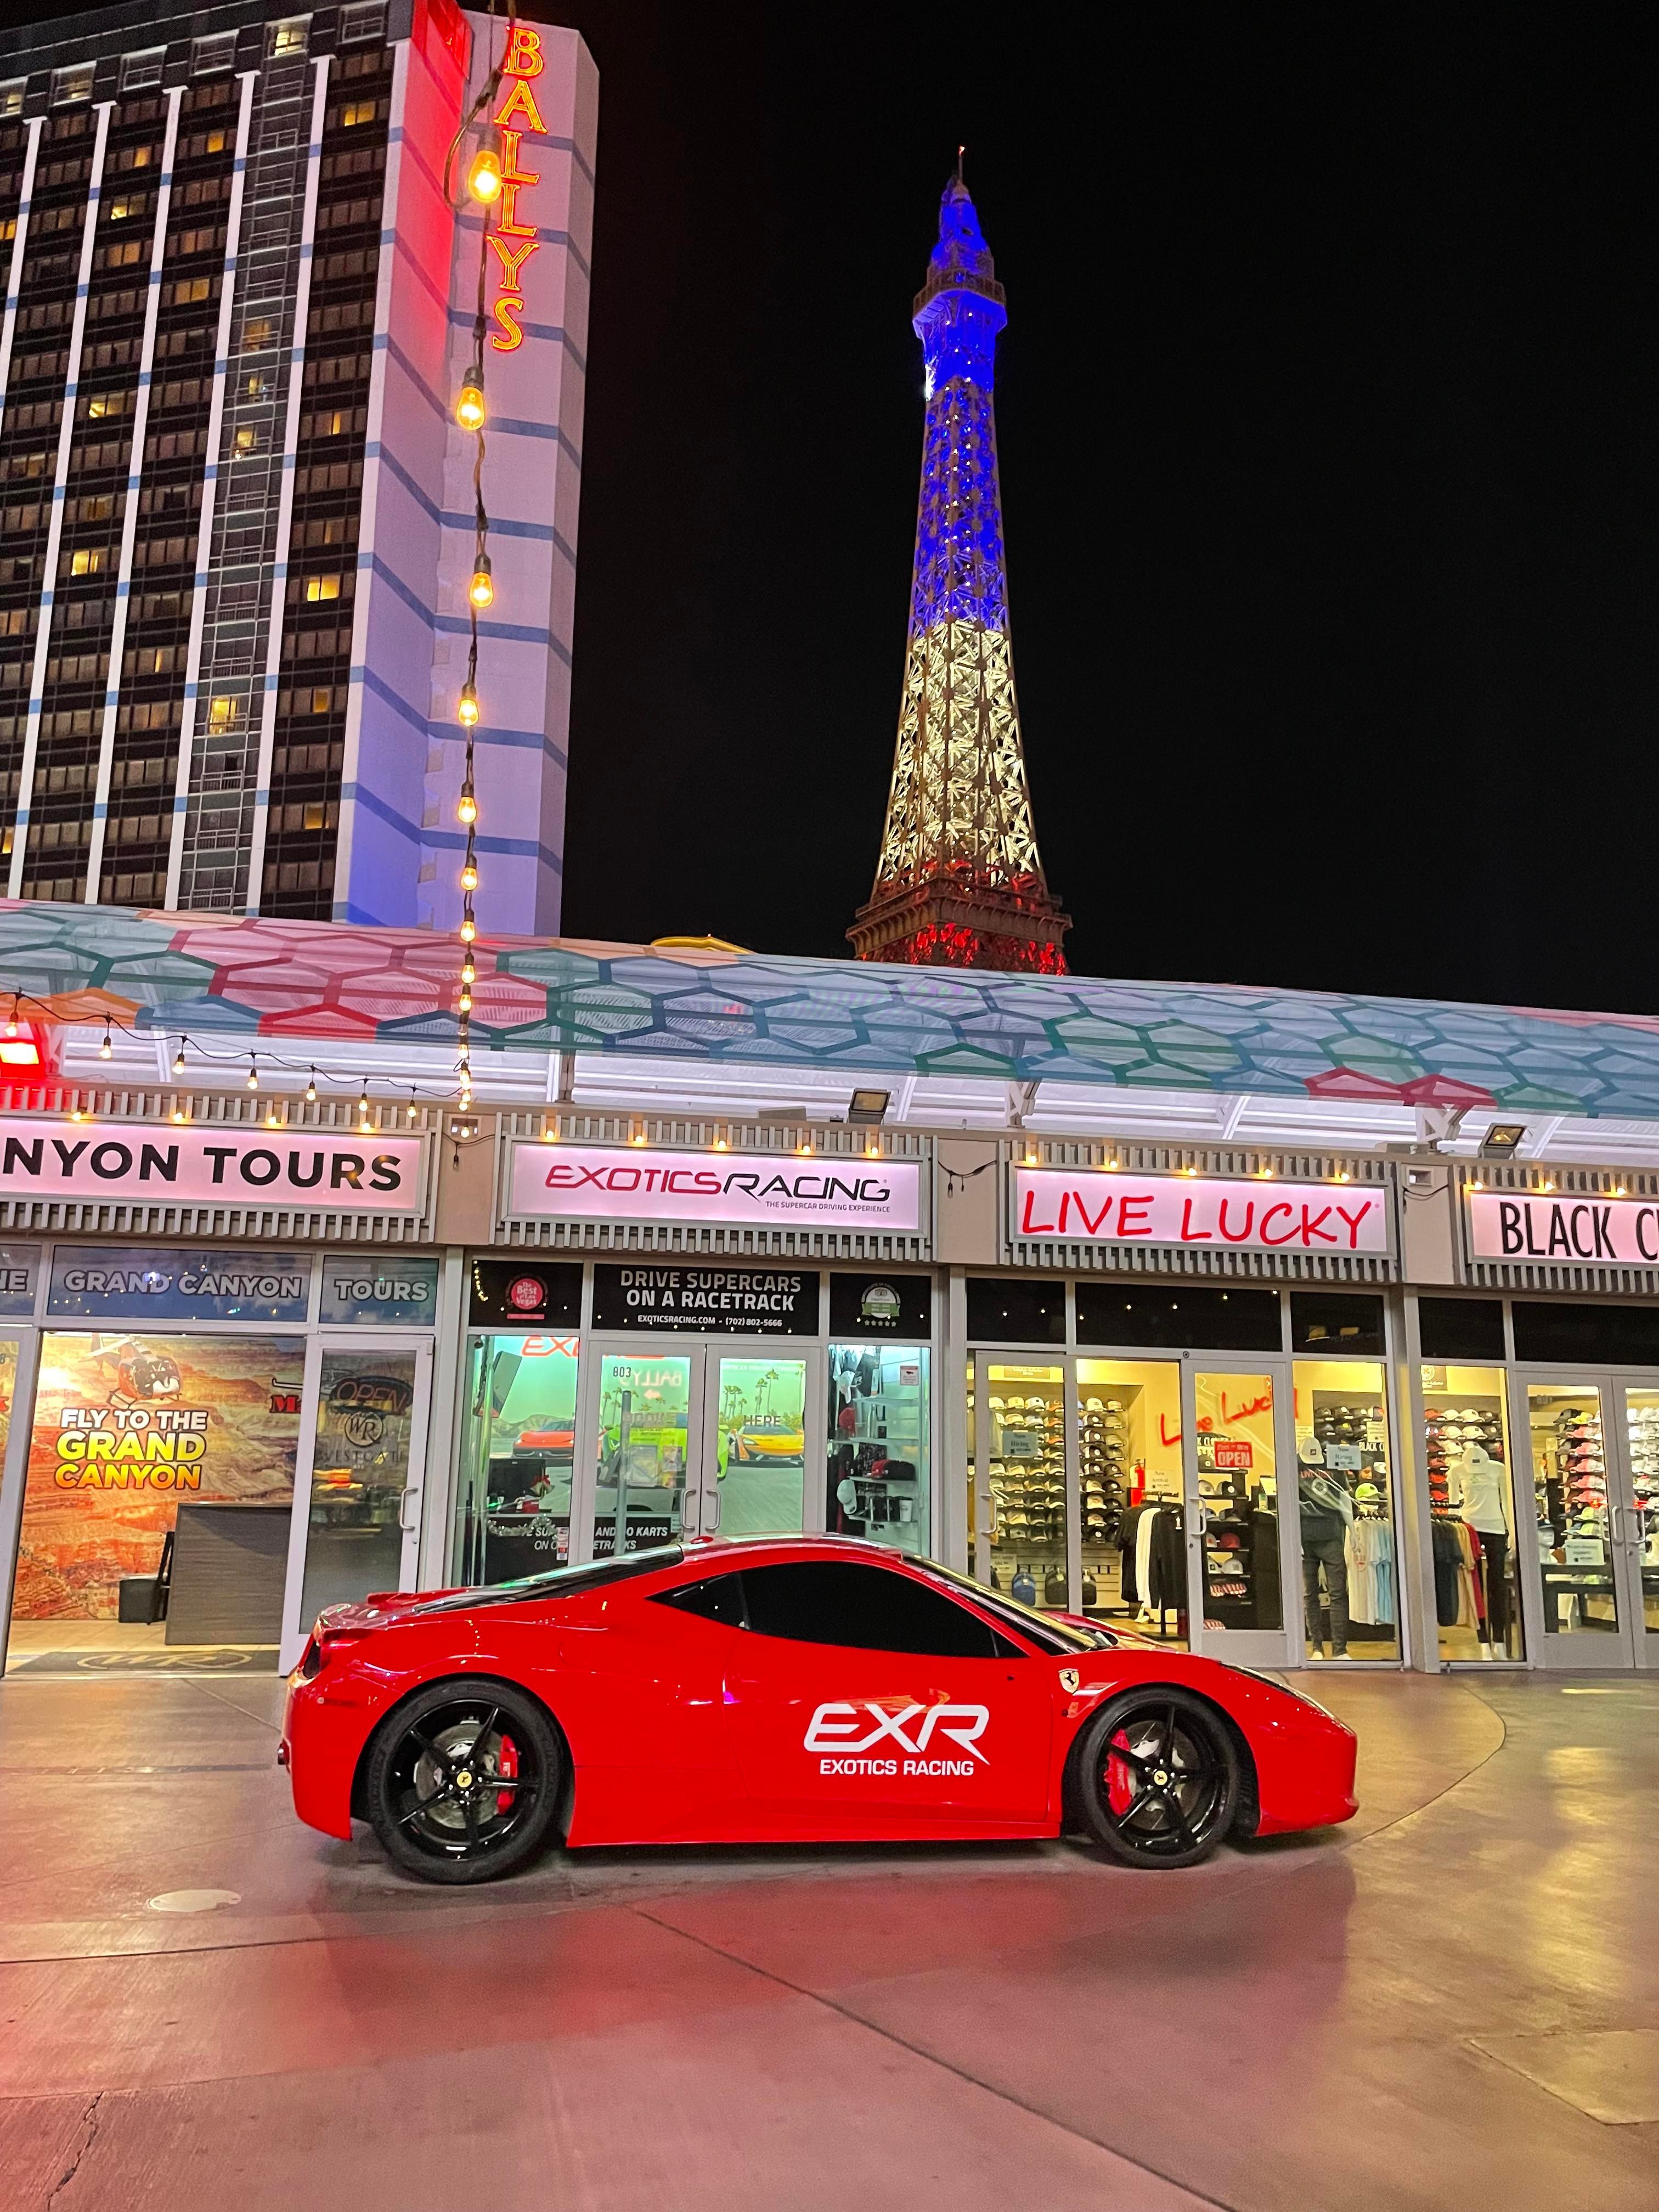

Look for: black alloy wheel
[1076,1688,1238,1870]
[365,1677,562,1884]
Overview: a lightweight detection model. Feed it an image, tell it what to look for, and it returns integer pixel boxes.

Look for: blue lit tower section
[849,167,1068,972]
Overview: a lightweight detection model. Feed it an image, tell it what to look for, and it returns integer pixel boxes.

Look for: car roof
[664,1533,930,1571]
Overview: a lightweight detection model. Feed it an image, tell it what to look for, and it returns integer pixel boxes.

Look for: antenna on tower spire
[955,144,966,185]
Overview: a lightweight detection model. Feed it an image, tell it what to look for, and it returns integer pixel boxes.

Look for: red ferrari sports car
[281,1535,1357,1883]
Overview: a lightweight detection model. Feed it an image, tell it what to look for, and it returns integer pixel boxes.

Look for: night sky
[556,3,1657,1011]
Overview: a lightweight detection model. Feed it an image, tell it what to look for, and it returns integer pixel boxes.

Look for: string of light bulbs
[1,992,458,1122]
[445,0,514,1118]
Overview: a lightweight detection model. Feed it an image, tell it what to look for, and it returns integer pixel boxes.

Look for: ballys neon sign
[487,23,549,353]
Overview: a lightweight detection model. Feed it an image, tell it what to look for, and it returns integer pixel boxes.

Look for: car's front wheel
[365,1677,562,1884]
[1075,1688,1238,1869]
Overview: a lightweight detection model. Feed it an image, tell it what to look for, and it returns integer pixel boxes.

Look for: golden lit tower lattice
[848,160,1069,973]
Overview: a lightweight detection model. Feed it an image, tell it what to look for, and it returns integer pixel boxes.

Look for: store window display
[1525,1383,1619,1637]
[1075,1358,1184,1642]
[826,1344,930,1558]
[1293,1361,1398,1661]
[453,1334,581,1583]
[985,1364,1066,1610]
[1194,1371,1279,1640]
[1421,1364,1523,1661]
[1624,1390,1659,1635]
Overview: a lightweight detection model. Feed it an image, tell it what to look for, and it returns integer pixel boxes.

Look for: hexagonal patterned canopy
[5,900,1659,1119]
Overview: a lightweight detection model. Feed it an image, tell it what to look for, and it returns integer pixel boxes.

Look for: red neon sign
[489,24,546,353]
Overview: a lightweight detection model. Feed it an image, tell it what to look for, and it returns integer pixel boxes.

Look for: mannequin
[1452,1443,1510,1654]
[1297,1444,1353,1658]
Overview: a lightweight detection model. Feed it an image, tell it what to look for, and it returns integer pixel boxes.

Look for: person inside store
[1298,1439,1353,1659]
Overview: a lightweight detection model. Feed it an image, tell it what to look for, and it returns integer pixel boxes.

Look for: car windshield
[916,1560,1113,1652]
[417,1545,684,1613]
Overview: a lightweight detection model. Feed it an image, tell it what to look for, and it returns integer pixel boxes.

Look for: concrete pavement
[1,1668,1655,2210]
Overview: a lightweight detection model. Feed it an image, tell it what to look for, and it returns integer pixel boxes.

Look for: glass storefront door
[281,1336,431,1670]
[1420,1361,1524,1663]
[577,1339,818,1561]
[1515,1374,1655,1668]
[1292,1357,1402,1663]
[1077,1357,1184,1644]
[972,1356,1069,1612]
[1181,1361,1294,1667]
[1616,1384,1659,1657]
[706,1348,809,1537]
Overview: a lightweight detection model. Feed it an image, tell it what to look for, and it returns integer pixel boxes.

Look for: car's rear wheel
[1076,1688,1238,1869]
[365,1677,561,1884]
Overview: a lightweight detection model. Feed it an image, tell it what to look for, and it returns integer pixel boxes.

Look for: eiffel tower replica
[849,159,1069,973]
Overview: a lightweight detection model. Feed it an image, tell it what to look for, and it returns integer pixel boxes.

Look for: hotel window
[207,695,242,730]
[269,19,311,58]
[339,3,387,40]
[0,82,24,119]
[304,574,341,602]
[121,51,165,92]
[191,34,237,75]
[53,64,94,105]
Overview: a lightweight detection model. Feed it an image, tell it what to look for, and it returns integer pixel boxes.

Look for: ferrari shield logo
[1059,1668,1080,1692]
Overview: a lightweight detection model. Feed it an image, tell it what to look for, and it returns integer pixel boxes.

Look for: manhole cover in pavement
[148,1889,241,1915]
[1472,2030,1659,2124]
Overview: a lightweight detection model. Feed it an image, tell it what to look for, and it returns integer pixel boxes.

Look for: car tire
[1075,1687,1238,1870]
[365,1676,563,1885]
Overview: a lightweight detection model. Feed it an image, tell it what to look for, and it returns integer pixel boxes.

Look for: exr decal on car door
[803,1700,990,1776]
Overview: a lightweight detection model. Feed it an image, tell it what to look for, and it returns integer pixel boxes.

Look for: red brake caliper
[1105,1730,1136,1816]
[495,1734,518,1816]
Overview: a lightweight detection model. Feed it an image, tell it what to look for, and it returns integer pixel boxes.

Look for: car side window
[740,1561,1013,1657]
[652,1573,748,1628]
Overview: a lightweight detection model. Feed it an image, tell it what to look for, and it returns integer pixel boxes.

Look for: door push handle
[704,1485,721,1531]
[398,1486,420,1533]
[1609,1503,1626,1547]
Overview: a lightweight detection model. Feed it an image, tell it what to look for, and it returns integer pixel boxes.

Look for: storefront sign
[467,1258,582,1328]
[507,1142,922,1232]
[829,1272,933,1337]
[320,1256,439,1326]
[591,1264,821,1335]
[0,1118,425,1212]
[1013,1169,1389,1254]
[48,1245,312,1322]
[486,22,550,354]
[1468,1190,1659,1266]
[0,1244,39,1314]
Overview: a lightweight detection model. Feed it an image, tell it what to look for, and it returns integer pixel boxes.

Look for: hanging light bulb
[457,680,480,727]
[468,552,493,608]
[172,1038,187,1076]
[357,1085,369,1119]
[265,1106,280,1128]
[460,915,477,943]
[246,1057,259,1090]
[466,127,502,203]
[98,1020,112,1060]
[4,998,18,1040]
[458,987,473,1013]
[460,954,476,985]
[456,779,478,825]
[459,857,478,892]
[406,1092,419,1124]
[304,1068,318,1102]
[455,361,486,432]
